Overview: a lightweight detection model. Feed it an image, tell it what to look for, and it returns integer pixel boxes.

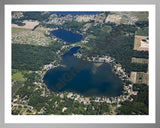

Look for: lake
[43,46,123,97]
[51,29,83,43]
[45,11,100,15]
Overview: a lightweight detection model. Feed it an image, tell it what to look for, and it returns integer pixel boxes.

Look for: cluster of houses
[12,30,49,46]
[55,55,138,105]
[56,86,137,107]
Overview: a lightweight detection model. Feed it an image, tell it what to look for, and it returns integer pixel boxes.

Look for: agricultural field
[12,20,39,29]
[130,72,137,83]
[136,72,149,85]
[130,72,149,85]
[134,35,149,51]
[131,57,148,64]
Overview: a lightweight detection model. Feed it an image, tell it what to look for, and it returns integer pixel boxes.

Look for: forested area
[12,42,62,71]
[79,23,149,75]
[28,91,111,115]
[12,11,52,25]
[135,21,149,28]
[116,84,148,115]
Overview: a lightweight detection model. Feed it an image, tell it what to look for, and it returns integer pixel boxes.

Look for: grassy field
[136,72,149,85]
[130,72,137,83]
[131,57,148,64]
[102,25,112,33]
[12,70,25,82]
[12,70,27,96]
[88,34,96,39]
[12,27,30,34]
[135,27,148,36]
[127,12,148,21]
[130,71,148,85]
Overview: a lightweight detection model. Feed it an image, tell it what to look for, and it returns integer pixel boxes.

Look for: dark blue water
[43,46,123,97]
[51,29,83,43]
[62,46,81,56]
[48,11,100,15]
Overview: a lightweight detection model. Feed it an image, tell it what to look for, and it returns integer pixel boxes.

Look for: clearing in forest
[131,57,148,64]
[130,72,149,85]
[134,35,149,51]
[12,20,39,29]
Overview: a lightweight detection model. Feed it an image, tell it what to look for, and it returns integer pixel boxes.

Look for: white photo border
[5,4,156,123]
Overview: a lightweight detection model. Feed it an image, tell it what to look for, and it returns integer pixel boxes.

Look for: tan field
[130,72,149,85]
[130,72,137,83]
[131,57,148,64]
[134,35,149,51]
[12,20,39,29]
[76,15,95,22]
[105,14,122,24]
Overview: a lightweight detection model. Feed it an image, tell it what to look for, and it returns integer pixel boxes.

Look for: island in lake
[12,11,149,115]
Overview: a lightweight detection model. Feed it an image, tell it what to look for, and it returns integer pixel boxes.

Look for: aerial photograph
[11,11,149,115]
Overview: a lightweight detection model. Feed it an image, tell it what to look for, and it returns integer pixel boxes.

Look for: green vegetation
[12,27,52,46]
[12,27,30,34]
[117,84,148,115]
[80,24,148,75]
[135,21,148,28]
[12,42,62,71]
[12,11,149,115]
[136,72,148,84]
[12,19,25,26]
[12,11,53,25]
[12,70,25,82]
[28,93,111,115]
[12,69,28,97]
[14,72,38,98]
[128,12,148,21]
[136,27,148,36]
